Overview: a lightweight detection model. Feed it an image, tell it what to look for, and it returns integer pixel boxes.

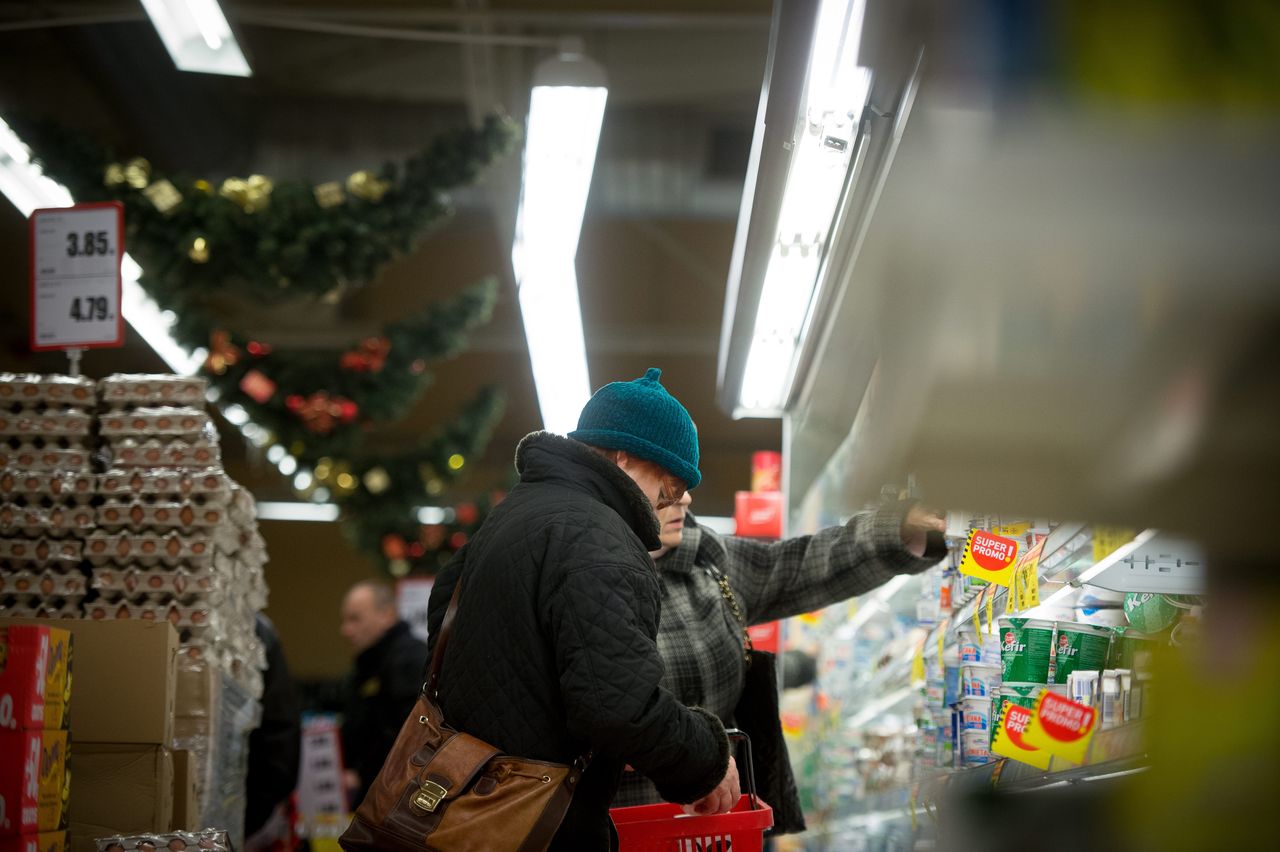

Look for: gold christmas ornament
[335,472,357,492]
[362,467,391,495]
[346,170,391,203]
[188,236,210,264]
[321,282,347,305]
[448,453,465,471]
[314,458,334,481]
[143,179,183,215]
[314,181,346,208]
[388,558,410,577]
[219,174,274,213]
[123,158,151,189]
[103,163,125,187]
[426,477,444,496]
[193,179,213,194]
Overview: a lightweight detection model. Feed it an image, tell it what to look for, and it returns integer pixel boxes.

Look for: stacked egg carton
[0,374,97,618]
[93,374,266,699]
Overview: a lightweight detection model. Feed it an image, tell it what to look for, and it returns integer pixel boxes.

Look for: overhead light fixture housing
[511,47,608,434]
[719,0,873,417]
[140,0,252,77]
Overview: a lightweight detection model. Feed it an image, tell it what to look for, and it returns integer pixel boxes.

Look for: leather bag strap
[425,579,463,700]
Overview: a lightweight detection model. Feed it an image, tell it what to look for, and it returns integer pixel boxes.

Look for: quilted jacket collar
[656,511,728,575]
[514,431,662,550]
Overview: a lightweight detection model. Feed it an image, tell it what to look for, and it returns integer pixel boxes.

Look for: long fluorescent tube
[140,0,251,77]
[511,52,607,434]
[0,116,204,374]
[736,0,872,416]
[255,502,340,523]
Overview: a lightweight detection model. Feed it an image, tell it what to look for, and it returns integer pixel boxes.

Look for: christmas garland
[17,115,521,575]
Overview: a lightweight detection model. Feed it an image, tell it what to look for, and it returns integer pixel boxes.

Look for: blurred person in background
[423,368,739,850]
[612,485,947,835]
[244,613,302,851]
[338,579,427,808]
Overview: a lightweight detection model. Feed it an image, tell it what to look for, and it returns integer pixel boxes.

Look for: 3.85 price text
[66,230,112,257]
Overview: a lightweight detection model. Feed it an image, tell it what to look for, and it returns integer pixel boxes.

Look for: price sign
[29,202,124,351]
[1022,689,1098,765]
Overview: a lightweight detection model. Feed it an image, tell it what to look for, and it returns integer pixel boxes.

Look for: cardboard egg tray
[0,598,82,618]
[0,407,93,439]
[84,530,214,568]
[85,599,219,637]
[98,373,208,408]
[0,535,83,565]
[106,438,221,469]
[0,502,96,537]
[97,467,231,500]
[90,565,221,602]
[0,372,97,406]
[0,442,93,470]
[96,500,227,532]
[0,565,86,598]
[99,407,211,441]
[96,829,230,851]
[0,469,96,502]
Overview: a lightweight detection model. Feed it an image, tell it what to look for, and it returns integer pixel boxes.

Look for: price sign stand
[29,201,125,369]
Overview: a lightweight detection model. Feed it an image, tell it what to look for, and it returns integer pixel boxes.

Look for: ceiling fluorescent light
[140,0,251,77]
[511,50,607,434]
[735,0,872,417]
[255,502,340,523]
[0,116,204,374]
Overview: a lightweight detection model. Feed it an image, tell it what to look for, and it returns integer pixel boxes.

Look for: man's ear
[614,450,632,469]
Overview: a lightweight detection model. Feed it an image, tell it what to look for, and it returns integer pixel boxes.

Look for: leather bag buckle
[411,779,449,813]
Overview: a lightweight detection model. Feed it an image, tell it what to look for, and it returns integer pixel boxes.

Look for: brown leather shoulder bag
[339,581,591,852]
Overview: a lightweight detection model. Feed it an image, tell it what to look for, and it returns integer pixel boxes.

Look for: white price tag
[29,202,124,350]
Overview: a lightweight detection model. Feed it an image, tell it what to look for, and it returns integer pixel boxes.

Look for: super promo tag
[991,702,1052,769]
[958,529,1019,587]
[1022,689,1098,765]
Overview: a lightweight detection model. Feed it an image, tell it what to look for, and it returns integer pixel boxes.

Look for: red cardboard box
[0,833,66,852]
[0,730,68,835]
[734,490,783,539]
[0,626,72,731]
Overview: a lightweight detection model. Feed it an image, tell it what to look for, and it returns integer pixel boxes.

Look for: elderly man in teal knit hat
[419,368,740,851]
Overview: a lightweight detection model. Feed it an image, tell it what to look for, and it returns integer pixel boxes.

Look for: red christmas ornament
[449,531,468,550]
[204,330,240,375]
[381,534,407,560]
[409,542,425,559]
[246,340,273,357]
[288,392,359,434]
[455,502,479,526]
[339,336,392,373]
[239,370,277,404]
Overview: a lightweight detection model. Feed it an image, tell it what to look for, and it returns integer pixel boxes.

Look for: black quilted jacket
[425,432,730,850]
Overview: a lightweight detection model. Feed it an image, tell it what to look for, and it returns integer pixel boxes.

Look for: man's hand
[902,503,946,556]
[682,756,740,816]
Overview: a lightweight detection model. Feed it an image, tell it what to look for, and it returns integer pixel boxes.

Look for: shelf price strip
[1021,689,1098,765]
[990,702,1052,770]
[958,529,1020,587]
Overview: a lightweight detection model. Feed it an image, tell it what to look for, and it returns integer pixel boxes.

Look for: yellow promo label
[911,643,926,684]
[1013,538,1045,610]
[991,702,1052,769]
[995,521,1031,538]
[1092,527,1136,563]
[985,585,995,633]
[1022,690,1098,765]
[958,529,1019,587]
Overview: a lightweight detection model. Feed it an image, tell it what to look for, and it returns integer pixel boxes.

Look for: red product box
[734,490,783,539]
[0,626,72,731]
[0,729,69,835]
[0,833,66,852]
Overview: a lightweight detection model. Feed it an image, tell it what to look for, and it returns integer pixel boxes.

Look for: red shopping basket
[611,730,773,851]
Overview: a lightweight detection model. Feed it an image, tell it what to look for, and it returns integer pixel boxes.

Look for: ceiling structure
[0,1,786,672]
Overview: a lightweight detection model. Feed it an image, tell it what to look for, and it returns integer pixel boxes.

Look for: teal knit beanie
[569,367,701,489]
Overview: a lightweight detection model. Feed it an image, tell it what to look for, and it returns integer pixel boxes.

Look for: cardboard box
[0,620,176,745]
[0,730,68,835]
[68,744,172,835]
[0,833,66,852]
[170,750,197,832]
[0,626,72,730]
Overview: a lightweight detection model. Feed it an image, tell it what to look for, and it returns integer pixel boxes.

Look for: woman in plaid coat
[613,493,946,824]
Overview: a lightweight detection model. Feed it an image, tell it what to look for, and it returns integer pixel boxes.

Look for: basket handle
[724,729,760,811]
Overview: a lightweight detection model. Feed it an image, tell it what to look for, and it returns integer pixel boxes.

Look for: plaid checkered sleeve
[721,500,945,625]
